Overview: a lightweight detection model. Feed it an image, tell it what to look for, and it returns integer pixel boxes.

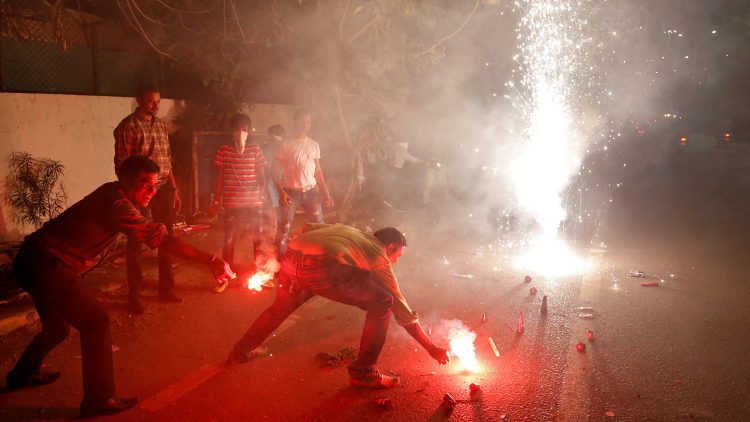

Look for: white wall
[0,92,293,239]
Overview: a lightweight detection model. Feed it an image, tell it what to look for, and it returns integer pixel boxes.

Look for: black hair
[373,227,407,247]
[267,124,286,137]
[292,108,311,122]
[136,83,160,99]
[119,156,160,187]
[229,113,252,130]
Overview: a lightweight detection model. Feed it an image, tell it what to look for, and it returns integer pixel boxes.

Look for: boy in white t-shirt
[273,109,334,255]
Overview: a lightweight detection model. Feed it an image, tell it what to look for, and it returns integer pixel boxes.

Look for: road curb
[0,308,39,336]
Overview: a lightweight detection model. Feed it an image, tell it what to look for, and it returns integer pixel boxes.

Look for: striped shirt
[214,144,266,208]
[113,113,172,186]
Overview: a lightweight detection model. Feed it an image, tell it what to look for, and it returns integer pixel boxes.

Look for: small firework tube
[488,337,500,357]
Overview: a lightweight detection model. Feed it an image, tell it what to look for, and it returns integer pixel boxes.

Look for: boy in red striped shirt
[214,113,267,283]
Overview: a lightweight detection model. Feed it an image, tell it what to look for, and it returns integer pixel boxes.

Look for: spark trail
[507,0,601,278]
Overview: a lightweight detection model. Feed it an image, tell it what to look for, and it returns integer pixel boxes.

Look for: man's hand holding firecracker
[428,344,451,365]
[209,255,236,293]
[404,322,451,365]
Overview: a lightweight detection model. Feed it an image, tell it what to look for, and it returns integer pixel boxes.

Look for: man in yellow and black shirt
[228,223,450,388]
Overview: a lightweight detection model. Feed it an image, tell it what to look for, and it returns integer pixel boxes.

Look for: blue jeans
[232,249,394,377]
[275,187,324,255]
[223,207,262,267]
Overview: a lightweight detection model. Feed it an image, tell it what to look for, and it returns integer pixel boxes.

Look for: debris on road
[453,273,474,279]
[605,410,616,417]
[640,282,660,287]
[576,341,586,352]
[587,330,594,341]
[469,383,481,394]
[316,346,357,367]
[176,224,211,234]
[530,287,538,295]
[524,275,532,283]
[442,393,457,410]
[488,337,500,357]
[629,270,645,277]
[372,398,393,410]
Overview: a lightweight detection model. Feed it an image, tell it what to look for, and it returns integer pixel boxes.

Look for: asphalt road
[1,142,748,421]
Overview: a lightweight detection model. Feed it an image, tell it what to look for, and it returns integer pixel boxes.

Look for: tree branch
[118,0,175,59]
[153,0,220,14]
[346,14,378,48]
[229,0,255,44]
[412,0,480,57]
[339,0,350,45]
[131,0,169,27]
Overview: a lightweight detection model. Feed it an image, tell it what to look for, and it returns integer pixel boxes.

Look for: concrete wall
[0,92,293,240]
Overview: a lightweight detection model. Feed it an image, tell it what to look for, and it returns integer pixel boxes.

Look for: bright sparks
[446,320,480,373]
[246,248,281,291]
[246,270,274,291]
[508,0,598,277]
[513,238,591,279]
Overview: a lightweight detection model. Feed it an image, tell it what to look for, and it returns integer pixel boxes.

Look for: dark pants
[7,241,115,403]
[223,207,263,268]
[127,185,174,298]
[275,187,323,256]
[233,250,394,377]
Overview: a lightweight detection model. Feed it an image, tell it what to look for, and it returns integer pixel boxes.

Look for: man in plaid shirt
[114,84,182,314]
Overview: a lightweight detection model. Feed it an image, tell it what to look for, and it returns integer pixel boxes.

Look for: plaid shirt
[113,113,172,185]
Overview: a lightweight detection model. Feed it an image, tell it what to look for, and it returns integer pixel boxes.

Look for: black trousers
[7,241,115,403]
[127,184,174,298]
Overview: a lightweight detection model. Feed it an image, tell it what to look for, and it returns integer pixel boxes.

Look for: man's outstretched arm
[159,235,235,283]
[403,322,451,364]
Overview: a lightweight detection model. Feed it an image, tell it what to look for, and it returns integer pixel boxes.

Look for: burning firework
[445,320,480,373]
[246,270,274,291]
[246,245,280,291]
[507,0,601,278]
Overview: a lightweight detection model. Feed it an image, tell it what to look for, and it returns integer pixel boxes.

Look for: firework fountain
[507,0,601,278]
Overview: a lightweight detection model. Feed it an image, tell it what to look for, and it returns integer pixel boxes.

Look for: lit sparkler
[445,320,480,373]
[508,0,600,278]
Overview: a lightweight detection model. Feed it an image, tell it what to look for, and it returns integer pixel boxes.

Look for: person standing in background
[113,84,182,314]
[213,113,267,285]
[273,110,334,255]
[260,125,286,247]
